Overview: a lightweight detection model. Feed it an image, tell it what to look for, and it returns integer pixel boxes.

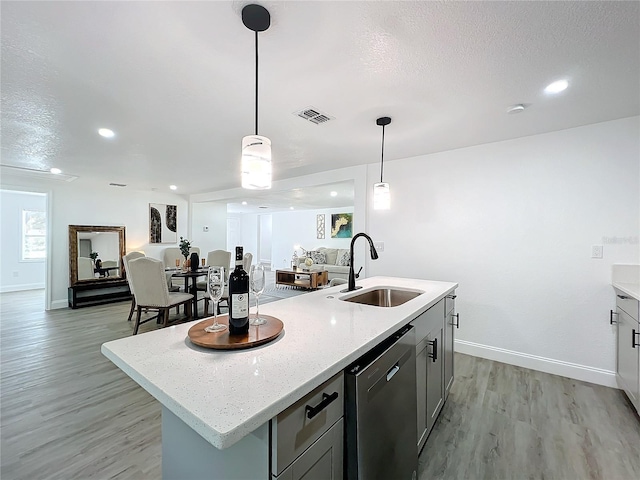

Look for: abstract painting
[149,203,177,243]
[331,213,353,238]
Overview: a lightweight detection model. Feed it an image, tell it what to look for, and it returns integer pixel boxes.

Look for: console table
[68,280,131,309]
[275,269,328,290]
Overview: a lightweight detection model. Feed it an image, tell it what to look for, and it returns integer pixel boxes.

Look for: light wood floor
[1,290,639,479]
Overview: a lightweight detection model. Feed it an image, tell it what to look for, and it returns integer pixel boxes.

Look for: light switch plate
[591,245,603,259]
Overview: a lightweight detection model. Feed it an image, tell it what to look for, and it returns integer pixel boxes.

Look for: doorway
[0,189,50,310]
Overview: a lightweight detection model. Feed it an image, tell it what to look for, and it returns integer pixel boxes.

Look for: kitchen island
[102,276,457,479]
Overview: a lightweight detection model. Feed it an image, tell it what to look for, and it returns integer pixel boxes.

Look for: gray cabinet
[444,295,457,400]
[426,324,443,434]
[271,372,344,479]
[412,298,447,452]
[615,291,639,413]
[277,419,343,480]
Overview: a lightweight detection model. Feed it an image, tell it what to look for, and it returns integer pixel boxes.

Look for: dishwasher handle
[305,392,339,419]
[386,364,400,382]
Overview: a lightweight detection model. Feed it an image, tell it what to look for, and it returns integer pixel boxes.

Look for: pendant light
[373,116,391,210]
[241,4,272,190]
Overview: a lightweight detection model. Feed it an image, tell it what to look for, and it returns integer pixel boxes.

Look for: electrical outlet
[374,241,384,252]
[12,271,18,278]
[591,245,603,259]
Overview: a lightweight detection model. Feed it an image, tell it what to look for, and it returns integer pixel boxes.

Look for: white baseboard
[50,299,68,310]
[455,339,617,388]
[0,283,44,293]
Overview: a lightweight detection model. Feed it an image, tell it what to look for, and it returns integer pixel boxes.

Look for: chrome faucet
[344,233,379,292]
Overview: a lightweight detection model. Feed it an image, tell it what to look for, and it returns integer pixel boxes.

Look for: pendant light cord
[255,31,259,136]
[380,124,386,183]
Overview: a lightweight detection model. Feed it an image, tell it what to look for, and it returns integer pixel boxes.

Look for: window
[22,210,46,260]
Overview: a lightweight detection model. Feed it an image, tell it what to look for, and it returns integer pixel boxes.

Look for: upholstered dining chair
[243,252,253,271]
[196,250,232,314]
[127,257,193,335]
[163,246,201,290]
[122,251,144,322]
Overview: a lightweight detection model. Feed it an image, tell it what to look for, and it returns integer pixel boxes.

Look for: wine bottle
[228,246,249,335]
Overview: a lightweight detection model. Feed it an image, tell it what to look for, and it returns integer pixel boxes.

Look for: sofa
[295,247,350,281]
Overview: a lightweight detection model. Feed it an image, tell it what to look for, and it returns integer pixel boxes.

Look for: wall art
[331,213,353,238]
[149,203,177,243]
[317,214,325,239]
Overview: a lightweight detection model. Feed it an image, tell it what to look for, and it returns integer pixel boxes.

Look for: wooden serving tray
[188,314,284,350]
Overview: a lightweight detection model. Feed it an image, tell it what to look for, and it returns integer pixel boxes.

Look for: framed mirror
[69,225,126,286]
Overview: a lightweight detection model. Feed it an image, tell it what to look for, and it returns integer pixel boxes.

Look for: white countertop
[612,264,640,301]
[102,276,457,450]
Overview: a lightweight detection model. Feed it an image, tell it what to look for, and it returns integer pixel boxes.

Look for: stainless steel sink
[341,288,422,307]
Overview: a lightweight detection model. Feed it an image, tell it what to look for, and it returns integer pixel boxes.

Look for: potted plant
[179,237,191,271]
[89,251,99,266]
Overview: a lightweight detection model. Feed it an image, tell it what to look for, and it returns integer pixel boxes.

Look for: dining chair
[77,257,95,280]
[163,246,201,290]
[127,257,193,335]
[122,251,144,322]
[196,250,232,313]
[243,252,253,272]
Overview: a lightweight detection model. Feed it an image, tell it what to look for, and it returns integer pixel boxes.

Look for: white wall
[0,190,47,292]
[366,116,640,386]
[271,207,355,270]
[0,176,189,309]
[191,201,227,256]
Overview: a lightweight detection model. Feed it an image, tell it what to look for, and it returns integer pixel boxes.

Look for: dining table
[171,269,208,319]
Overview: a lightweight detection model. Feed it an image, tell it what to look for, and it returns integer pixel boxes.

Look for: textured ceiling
[2,1,639,196]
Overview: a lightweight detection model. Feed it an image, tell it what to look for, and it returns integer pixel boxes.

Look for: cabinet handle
[305,392,339,419]
[633,329,640,349]
[446,294,457,300]
[610,310,618,325]
[428,338,438,362]
[617,295,630,300]
[451,313,460,328]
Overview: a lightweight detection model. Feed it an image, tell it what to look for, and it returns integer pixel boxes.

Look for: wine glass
[204,266,226,333]
[250,264,266,326]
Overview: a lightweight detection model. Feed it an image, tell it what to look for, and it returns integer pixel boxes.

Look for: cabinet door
[276,418,343,480]
[617,308,639,408]
[416,346,428,450]
[426,325,444,435]
[444,310,455,400]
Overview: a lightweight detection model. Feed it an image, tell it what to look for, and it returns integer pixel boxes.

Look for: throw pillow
[336,249,350,266]
[310,250,326,264]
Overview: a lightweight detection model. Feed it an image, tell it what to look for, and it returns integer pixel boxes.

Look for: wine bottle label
[231,293,248,318]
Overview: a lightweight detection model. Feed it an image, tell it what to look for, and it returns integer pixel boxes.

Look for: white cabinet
[614,291,640,413]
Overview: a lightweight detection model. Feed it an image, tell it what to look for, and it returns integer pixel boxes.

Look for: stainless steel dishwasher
[345,324,417,480]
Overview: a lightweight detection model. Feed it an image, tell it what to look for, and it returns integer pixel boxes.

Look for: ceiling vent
[0,164,78,182]
[109,183,127,187]
[294,107,334,125]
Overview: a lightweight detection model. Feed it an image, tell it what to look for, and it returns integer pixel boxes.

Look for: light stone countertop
[612,264,640,301]
[101,276,457,450]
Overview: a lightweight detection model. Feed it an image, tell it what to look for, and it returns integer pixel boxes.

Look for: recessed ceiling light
[544,80,568,94]
[330,191,338,197]
[169,185,177,190]
[242,201,248,205]
[506,104,526,114]
[50,167,62,174]
[290,207,294,210]
[98,128,115,138]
